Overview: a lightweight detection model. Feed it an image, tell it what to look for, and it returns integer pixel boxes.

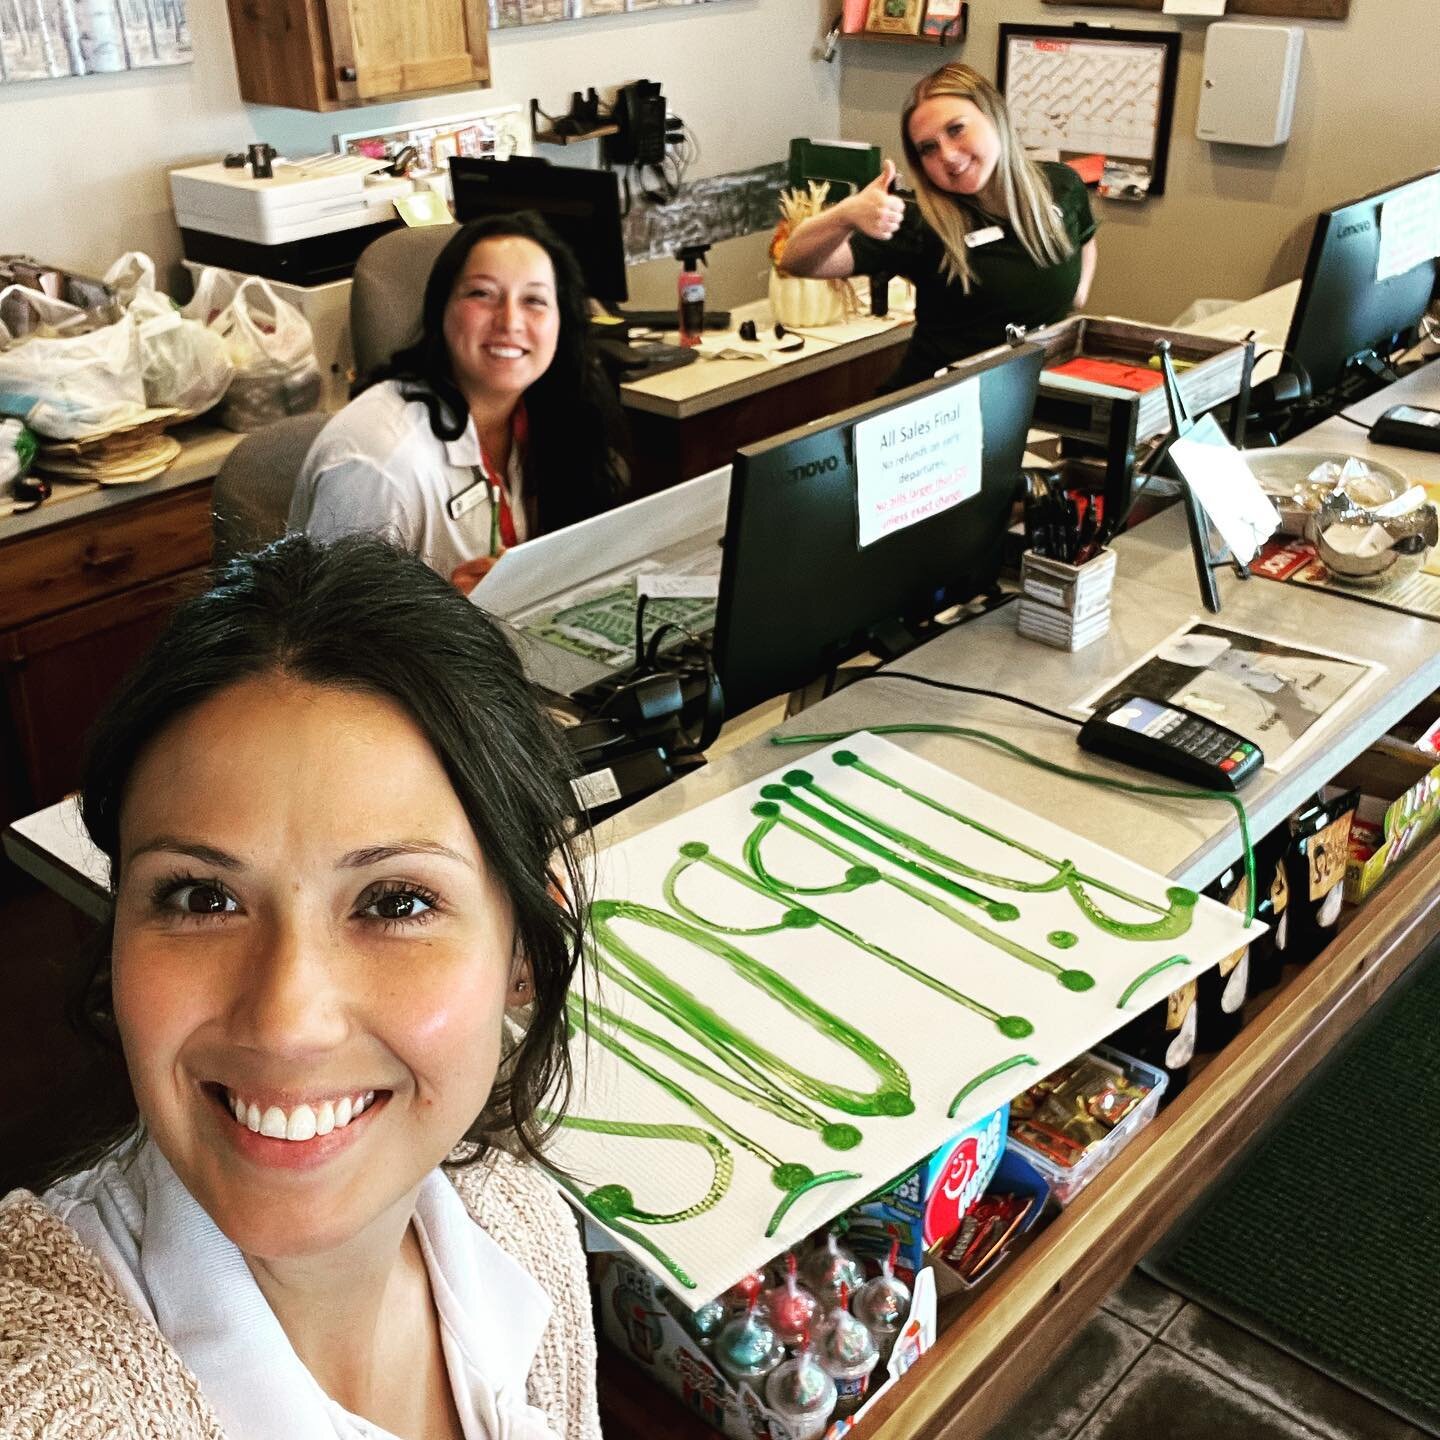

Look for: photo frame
[865,0,924,36]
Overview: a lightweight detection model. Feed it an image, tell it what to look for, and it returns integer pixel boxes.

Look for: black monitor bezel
[1284,168,1440,404]
[448,155,629,305]
[713,343,1044,717]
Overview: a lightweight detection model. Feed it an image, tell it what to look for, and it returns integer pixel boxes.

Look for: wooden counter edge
[858,831,1440,1440]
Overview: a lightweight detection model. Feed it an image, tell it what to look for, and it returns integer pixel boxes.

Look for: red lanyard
[476,404,526,549]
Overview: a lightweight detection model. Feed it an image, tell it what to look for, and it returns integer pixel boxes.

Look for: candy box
[596,1252,936,1440]
[842,1104,1008,1289]
[1328,750,1440,903]
[933,1144,1051,1292]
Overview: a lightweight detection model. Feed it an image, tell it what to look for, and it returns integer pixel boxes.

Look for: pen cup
[1017,547,1117,651]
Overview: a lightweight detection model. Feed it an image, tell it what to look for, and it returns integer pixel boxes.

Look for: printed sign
[853,376,983,548]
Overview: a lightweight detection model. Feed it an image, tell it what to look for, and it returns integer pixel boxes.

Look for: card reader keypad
[1161,712,1258,775]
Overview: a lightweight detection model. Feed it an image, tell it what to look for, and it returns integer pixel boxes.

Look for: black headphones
[594,594,724,756]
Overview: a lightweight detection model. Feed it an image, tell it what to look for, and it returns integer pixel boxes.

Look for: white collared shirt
[43,1140,558,1440]
[289,380,529,584]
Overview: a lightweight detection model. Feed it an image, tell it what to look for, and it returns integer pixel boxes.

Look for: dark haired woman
[0,535,598,1439]
[781,62,1097,391]
[290,213,627,594]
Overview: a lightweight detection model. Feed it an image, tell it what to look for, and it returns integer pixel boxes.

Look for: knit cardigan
[0,1148,599,1440]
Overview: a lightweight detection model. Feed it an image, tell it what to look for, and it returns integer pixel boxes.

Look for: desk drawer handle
[82,544,137,576]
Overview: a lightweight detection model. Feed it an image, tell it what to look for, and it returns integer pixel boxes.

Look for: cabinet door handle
[82,544,137,576]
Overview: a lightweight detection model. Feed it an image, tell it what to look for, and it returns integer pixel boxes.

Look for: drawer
[1,483,213,629]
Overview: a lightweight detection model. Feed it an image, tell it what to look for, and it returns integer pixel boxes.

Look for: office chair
[350,224,457,380]
[211,412,329,563]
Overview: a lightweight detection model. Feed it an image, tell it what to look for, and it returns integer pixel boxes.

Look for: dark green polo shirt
[849,161,1097,391]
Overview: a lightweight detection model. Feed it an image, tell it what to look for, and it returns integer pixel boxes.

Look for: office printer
[169,158,413,287]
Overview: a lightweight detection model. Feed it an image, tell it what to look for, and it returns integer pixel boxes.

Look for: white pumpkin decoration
[769,268,849,328]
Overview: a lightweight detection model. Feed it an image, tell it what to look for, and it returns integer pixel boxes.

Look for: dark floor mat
[1144,942,1440,1436]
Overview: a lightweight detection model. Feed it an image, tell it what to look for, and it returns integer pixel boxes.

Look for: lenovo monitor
[1285,168,1440,408]
[713,342,1045,716]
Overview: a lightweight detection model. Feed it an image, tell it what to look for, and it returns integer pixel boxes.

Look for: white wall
[837,2,1440,324]
[2,0,840,298]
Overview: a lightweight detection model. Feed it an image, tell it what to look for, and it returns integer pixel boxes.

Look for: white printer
[170,156,416,286]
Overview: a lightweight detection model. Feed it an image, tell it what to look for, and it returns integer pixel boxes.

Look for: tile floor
[986,1269,1431,1440]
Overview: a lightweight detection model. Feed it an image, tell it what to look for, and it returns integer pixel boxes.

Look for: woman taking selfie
[291,213,627,595]
[781,61,1098,391]
[0,535,598,1439]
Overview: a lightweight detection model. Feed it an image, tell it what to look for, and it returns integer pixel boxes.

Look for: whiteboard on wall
[997,24,1182,199]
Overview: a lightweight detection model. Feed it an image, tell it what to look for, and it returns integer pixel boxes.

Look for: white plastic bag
[0,284,146,439]
[189,272,321,431]
[106,252,234,416]
[103,251,158,308]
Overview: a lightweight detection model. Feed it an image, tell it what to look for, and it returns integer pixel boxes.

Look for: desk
[8,351,1440,1438]
[618,290,914,491]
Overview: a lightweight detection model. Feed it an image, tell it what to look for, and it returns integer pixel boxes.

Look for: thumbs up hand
[845,159,905,241]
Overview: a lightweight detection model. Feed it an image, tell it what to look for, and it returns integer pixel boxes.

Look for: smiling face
[907,95,1003,206]
[442,235,561,405]
[111,672,523,1262]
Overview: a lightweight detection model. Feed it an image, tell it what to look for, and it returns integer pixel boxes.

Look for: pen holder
[1017,548,1117,651]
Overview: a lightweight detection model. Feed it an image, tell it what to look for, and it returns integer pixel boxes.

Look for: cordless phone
[1078,694,1263,791]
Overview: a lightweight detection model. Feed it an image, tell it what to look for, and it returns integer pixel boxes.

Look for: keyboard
[616,308,732,331]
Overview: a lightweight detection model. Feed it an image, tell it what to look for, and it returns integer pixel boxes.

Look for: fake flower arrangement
[769,181,859,329]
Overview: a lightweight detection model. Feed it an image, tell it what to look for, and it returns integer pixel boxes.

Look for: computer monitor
[449,156,628,305]
[713,343,1045,716]
[1285,168,1440,408]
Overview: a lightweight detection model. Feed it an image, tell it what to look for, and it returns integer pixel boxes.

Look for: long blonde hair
[901,62,1074,293]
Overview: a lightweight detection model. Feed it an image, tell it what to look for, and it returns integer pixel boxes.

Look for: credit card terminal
[1078,694,1263,791]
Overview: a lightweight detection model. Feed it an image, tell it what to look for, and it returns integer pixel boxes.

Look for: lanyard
[446,426,522,550]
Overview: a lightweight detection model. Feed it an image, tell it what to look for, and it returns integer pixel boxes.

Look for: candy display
[1246,827,1292,993]
[942,1193,1036,1282]
[813,1285,880,1418]
[1282,790,1359,965]
[851,1242,911,1366]
[765,1348,837,1440]
[761,1254,818,1349]
[713,1301,786,1392]
[1110,979,1197,1100]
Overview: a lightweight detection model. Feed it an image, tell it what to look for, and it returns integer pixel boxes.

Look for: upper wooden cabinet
[225,0,490,111]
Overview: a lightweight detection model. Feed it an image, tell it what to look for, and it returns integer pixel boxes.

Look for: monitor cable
[770,720,1257,924]
[836,665,1082,728]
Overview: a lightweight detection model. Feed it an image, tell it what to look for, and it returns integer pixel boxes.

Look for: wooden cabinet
[0,484,213,858]
[225,0,490,111]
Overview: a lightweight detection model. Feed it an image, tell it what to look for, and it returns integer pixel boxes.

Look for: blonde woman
[781,62,1097,391]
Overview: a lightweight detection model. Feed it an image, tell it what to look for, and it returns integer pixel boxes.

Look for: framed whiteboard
[997,24,1181,201]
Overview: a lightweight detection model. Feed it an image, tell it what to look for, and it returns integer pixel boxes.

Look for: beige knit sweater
[0,1148,599,1440]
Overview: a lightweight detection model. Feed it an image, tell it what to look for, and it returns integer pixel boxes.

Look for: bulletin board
[997,24,1181,201]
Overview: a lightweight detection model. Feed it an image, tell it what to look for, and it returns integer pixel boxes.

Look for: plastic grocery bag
[107,252,233,416]
[0,284,147,439]
[187,271,321,431]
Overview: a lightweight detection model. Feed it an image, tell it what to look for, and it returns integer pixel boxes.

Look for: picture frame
[921,0,966,40]
[865,0,924,36]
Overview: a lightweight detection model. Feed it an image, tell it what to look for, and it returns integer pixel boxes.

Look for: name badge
[447,466,491,522]
[965,225,1004,249]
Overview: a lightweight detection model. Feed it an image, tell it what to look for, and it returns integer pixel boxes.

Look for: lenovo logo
[787,455,840,481]
[1335,220,1372,240]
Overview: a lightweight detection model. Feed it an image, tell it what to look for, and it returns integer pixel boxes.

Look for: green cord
[771,723,1256,926]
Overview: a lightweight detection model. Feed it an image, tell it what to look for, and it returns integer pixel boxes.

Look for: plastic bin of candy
[1005,1045,1167,1206]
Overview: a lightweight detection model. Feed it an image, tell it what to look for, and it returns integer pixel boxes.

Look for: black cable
[1330,411,1372,430]
[841,666,1083,727]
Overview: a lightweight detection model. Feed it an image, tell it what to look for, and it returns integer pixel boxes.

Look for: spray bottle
[676,243,710,347]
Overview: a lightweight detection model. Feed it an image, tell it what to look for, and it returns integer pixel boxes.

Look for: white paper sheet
[1377,175,1440,283]
[1163,0,1226,15]
[546,734,1260,1304]
[1168,415,1280,565]
[853,375,982,548]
